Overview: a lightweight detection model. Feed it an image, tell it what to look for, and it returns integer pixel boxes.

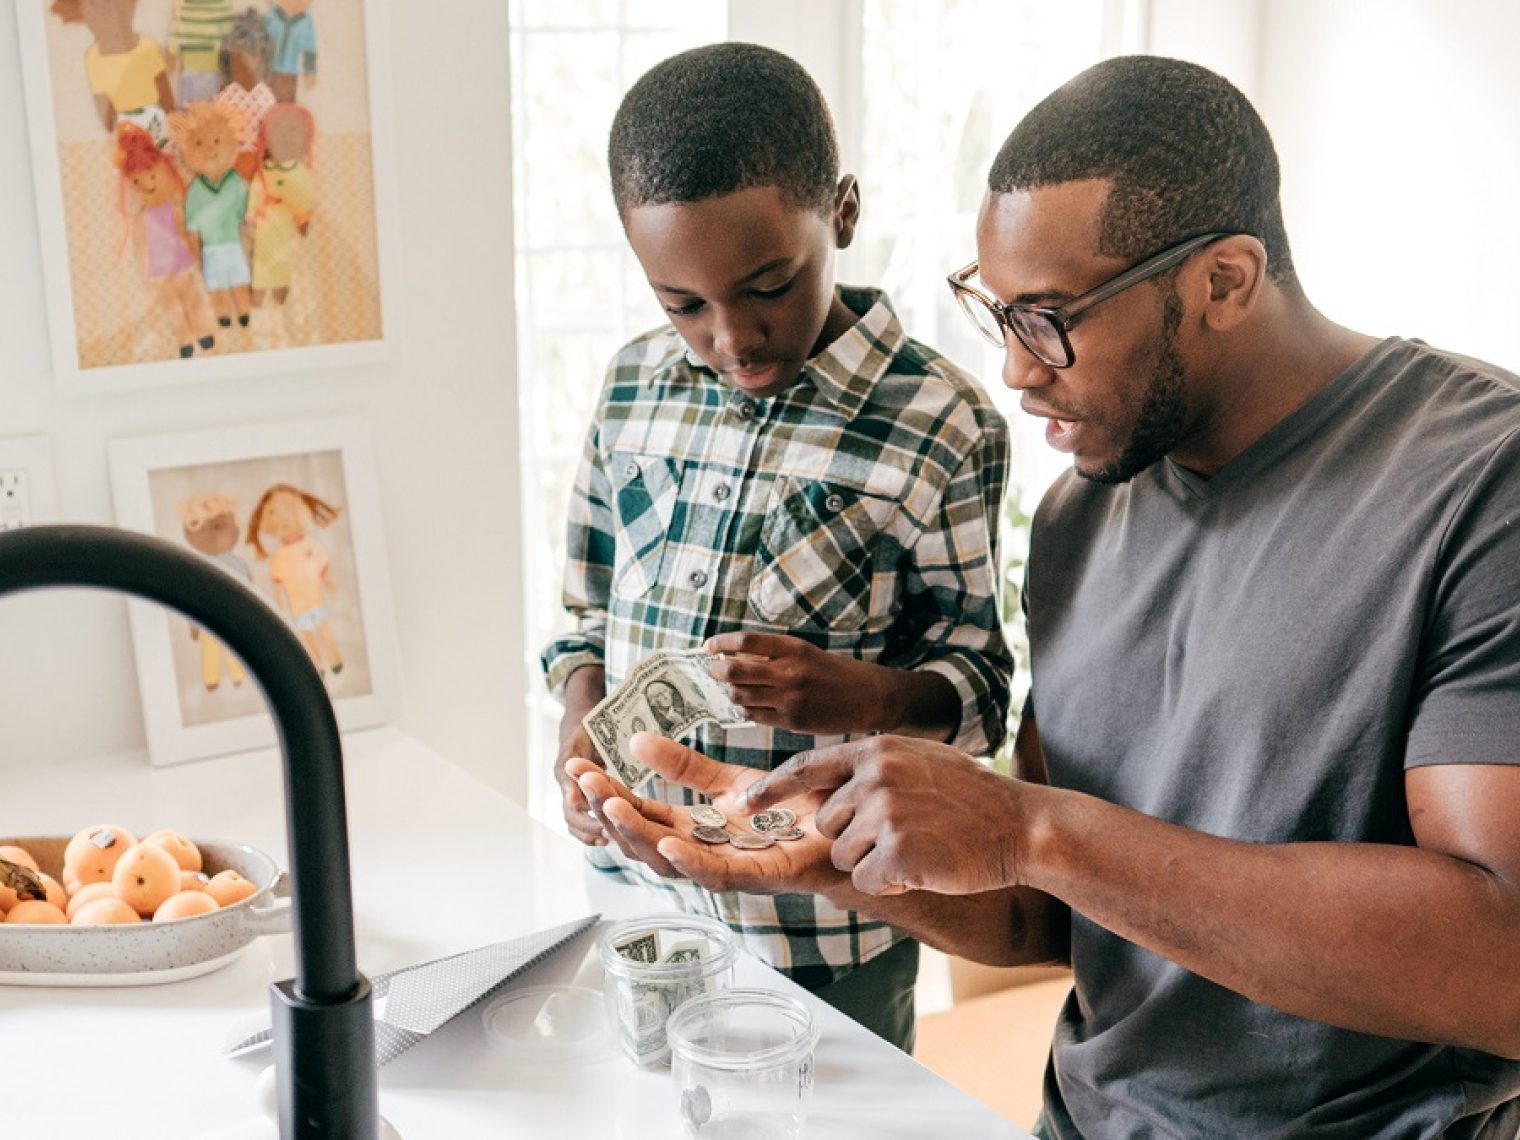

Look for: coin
[767,808,797,829]
[768,826,805,842]
[691,825,731,845]
[690,804,727,828]
[729,832,776,850]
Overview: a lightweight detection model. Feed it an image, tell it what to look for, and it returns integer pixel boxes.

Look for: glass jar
[667,988,819,1139]
[598,913,738,1068]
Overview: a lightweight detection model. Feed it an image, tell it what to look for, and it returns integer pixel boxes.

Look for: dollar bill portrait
[644,679,689,735]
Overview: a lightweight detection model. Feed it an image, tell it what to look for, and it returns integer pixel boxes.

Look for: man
[573,55,1520,1138]
[643,679,688,737]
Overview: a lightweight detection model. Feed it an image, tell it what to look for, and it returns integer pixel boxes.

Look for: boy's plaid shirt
[542,288,1013,988]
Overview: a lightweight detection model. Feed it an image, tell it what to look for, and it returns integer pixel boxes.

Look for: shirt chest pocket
[748,476,900,633]
[609,452,684,600]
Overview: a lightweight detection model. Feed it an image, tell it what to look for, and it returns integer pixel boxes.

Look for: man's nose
[1002,339,1056,391]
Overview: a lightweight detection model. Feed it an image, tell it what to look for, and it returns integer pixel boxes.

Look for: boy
[540,42,1012,1051]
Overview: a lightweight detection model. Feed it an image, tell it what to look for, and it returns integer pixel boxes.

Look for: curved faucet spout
[0,525,377,1138]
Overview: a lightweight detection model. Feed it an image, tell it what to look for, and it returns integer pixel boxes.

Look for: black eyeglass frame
[946,231,1241,368]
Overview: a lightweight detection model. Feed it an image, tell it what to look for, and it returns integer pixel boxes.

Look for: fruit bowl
[0,837,291,986]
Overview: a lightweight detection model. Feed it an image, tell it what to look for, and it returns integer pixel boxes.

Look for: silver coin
[729,832,776,850]
[690,804,727,828]
[767,807,797,829]
[748,810,781,833]
[768,826,805,842]
[691,825,731,845]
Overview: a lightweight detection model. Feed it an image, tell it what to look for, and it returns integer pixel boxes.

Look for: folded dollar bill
[583,648,751,789]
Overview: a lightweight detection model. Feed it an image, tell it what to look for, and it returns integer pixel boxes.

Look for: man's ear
[834,174,860,250]
[1200,234,1267,332]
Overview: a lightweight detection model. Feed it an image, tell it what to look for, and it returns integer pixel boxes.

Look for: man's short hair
[608,42,839,218]
[988,56,1297,287]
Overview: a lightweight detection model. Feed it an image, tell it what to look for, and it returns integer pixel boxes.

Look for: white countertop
[0,729,1029,1139]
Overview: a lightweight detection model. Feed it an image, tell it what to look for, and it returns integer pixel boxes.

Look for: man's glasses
[946,231,1239,369]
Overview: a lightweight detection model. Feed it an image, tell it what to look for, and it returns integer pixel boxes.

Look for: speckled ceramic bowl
[0,837,290,986]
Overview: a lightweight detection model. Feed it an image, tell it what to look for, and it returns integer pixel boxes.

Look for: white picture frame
[108,416,401,766]
[16,0,401,395]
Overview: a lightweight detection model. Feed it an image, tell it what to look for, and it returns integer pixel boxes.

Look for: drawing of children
[168,100,252,329]
[52,0,176,144]
[265,0,317,104]
[249,104,316,309]
[215,9,276,182]
[113,122,216,359]
[246,483,345,676]
[178,492,253,690]
[164,0,235,106]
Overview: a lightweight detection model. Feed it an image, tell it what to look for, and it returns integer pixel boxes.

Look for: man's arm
[750,737,1520,1059]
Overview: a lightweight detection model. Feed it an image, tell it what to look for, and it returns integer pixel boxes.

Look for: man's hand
[567,734,844,896]
[555,666,608,846]
[703,631,899,735]
[744,736,1035,896]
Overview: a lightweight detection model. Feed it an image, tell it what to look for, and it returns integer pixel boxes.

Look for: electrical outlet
[0,436,57,531]
[0,469,31,531]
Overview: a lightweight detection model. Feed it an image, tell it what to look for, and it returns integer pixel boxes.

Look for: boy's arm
[891,415,1014,755]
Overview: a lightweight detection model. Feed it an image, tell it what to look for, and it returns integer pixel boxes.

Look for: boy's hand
[555,666,608,846]
[555,723,607,845]
[567,734,843,896]
[703,632,895,735]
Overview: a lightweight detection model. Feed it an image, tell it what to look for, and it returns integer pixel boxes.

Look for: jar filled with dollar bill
[667,989,819,1139]
[599,913,738,1068]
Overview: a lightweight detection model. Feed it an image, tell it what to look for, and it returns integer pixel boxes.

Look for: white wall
[1148,0,1520,371]
[0,0,528,799]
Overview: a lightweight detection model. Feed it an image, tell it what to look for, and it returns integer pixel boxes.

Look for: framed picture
[108,416,401,765]
[16,0,399,394]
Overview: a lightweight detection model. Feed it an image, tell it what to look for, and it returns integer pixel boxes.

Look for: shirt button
[737,400,759,420]
[623,460,640,480]
[688,570,709,589]
[824,493,846,512]
[713,483,731,502]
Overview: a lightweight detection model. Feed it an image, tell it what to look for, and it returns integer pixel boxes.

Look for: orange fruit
[0,845,39,872]
[179,871,211,893]
[38,874,66,911]
[153,891,221,922]
[6,900,67,924]
[66,882,117,920]
[72,897,141,925]
[143,830,203,873]
[0,846,43,913]
[63,825,138,887]
[205,870,259,907]
[111,844,181,918]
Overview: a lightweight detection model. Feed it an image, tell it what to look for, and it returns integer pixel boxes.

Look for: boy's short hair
[608,42,839,218]
[989,55,1297,288]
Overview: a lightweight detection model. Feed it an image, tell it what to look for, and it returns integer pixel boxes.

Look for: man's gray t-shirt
[1026,338,1520,1138]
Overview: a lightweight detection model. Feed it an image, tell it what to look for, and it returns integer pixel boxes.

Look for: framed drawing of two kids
[16,0,399,394]
[109,417,401,766]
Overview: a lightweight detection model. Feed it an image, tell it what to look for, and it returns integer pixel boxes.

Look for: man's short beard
[1080,288,1188,485]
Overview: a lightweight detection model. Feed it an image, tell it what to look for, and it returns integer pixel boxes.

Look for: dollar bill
[583,649,751,789]
[610,935,712,1065]
[611,929,661,964]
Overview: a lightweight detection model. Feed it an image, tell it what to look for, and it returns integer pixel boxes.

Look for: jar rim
[598,913,739,977]
[666,988,818,1071]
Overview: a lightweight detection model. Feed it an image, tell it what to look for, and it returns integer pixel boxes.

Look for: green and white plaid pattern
[543,288,1012,988]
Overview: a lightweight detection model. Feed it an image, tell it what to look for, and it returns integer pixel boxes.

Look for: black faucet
[0,525,378,1138]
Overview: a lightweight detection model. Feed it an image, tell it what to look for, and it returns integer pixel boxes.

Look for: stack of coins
[687,804,805,848]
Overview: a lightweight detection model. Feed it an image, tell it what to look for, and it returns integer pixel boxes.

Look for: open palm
[565,735,842,897]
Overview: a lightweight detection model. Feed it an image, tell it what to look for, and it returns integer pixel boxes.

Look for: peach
[5,900,67,924]
[38,874,66,911]
[153,891,220,922]
[143,830,203,873]
[63,825,137,887]
[72,897,141,925]
[111,844,180,918]
[66,882,117,920]
[179,871,211,893]
[205,870,259,908]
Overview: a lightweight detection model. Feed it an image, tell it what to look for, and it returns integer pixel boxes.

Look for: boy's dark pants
[808,937,920,1053]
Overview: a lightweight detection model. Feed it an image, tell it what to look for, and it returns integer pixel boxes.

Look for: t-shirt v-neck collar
[1161,337,1403,501]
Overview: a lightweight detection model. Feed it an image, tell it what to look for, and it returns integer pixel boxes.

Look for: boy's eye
[751,281,794,301]
[664,300,704,317]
